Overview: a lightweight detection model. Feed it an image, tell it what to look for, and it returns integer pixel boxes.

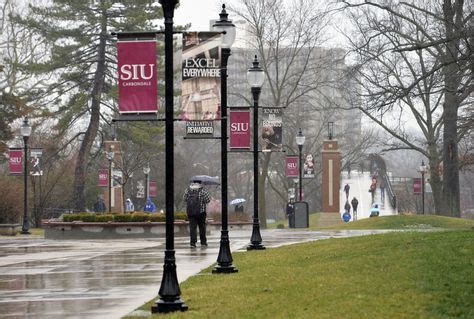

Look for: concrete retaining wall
[42,221,190,239]
[42,220,253,240]
[0,224,21,236]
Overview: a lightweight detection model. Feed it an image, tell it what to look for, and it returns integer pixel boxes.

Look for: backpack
[186,189,201,217]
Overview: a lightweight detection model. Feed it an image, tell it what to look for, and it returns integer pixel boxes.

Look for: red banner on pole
[413,178,422,194]
[9,149,23,175]
[230,110,251,149]
[286,156,299,177]
[149,180,157,198]
[98,169,108,187]
[118,40,157,114]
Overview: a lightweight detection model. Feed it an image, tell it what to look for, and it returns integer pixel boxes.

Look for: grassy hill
[129,216,474,318]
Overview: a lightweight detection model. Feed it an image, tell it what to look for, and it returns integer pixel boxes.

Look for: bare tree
[0,0,48,154]
[228,0,370,226]
[339,0,472,216]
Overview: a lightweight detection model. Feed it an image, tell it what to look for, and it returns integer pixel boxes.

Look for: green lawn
[323,215,474,230]
[128,229,474,318]
[267,214,474,230]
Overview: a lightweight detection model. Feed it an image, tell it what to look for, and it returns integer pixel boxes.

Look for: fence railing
[382,173,397,209]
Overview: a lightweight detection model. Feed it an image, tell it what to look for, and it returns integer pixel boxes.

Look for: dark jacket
[351,198,359,210]
[344,202,351,212]
[286,202,295,215]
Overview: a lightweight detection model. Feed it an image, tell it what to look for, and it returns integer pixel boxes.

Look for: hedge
[62,211,188,222]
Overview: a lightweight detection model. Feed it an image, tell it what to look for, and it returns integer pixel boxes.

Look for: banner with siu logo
[98,169,109,187]
[9,148,23,175]
[181,32,221,120]
[230,110,251,149]
[413,178,422,194]
[117,40,157,114]
[286,156,299,177]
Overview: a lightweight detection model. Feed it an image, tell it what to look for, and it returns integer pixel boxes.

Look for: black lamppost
[20,118,32,234]
[153,0,187,313]
[328,121,334,140]
[212,4,238,273]
[247,55,265,251]
[106,147,115,213]
[296,129,305,201]
[419,160,427,215]
[143,163,150,199]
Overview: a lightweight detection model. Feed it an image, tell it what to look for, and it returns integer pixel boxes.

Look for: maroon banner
[413,178,422,194]
[9,149,23,175]
[286,156,299,177]
[149,180,157,198]
[230,111,251,149]
[118,40,157,114]
[98,169,108,187]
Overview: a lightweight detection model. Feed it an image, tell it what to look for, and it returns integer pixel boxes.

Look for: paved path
[340,170,398,221]
[0,228,393,318]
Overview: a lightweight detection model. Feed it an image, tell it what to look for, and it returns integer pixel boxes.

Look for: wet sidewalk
[0,228,392,318]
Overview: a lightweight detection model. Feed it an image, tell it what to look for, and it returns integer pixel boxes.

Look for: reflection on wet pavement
[0,229,393,318]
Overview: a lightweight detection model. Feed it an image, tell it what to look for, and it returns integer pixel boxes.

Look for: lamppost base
[20,230,30,235]
[213,230,238,273]
[151,299,188,313]
[247,220,265,250]
[247,243,266,250]
[213,264,238,273]
[153,249,187,313]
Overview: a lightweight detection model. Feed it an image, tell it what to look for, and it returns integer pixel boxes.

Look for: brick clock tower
[103,140,124,213]
[320,139,341,225]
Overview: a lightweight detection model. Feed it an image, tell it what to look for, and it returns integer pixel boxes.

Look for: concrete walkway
[0,228,393,318]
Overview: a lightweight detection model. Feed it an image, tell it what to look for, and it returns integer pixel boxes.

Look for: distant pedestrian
[370,203,380,217]
[351,197,359,221]
[344,183,350,200]
[359,160,365,174]
[286,197,295,228]
[93,196,106,213]
[183,181,211,248]
[347,161,351,178]
[125,198,134,212]
[144,197,157,212]
[344,201,351,214]
[380,178,386,202]
[369,177,377,203]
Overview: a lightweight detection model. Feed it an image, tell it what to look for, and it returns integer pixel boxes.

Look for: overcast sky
[174,0,227,31]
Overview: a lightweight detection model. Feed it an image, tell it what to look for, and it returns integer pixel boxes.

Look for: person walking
[286,197,295,228]
[344,183,350,200]
[344,201,351,214]
[380,178,386,202]
[183,181,211,248]
[369,177,377,204]
[351,197,359,221]
[93,196,106,213]
[125,198,134,212]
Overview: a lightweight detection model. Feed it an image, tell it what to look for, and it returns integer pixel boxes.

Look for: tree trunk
[440,0,462,217]
[72,12,107,211]
[442,94,460,216]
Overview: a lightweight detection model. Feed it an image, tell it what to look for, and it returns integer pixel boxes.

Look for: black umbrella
[190,175,220,185]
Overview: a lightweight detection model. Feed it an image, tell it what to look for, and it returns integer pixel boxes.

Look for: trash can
[294,201,309,228]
